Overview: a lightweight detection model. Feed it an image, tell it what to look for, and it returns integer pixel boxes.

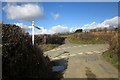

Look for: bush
[2,24,56,79]
[118,28,120,56]
[108,32,118,55]
[34,35,65,45]
[74,29,83,33]
[46,35,65,44]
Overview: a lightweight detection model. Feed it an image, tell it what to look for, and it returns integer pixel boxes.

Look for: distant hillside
[67,32,116,44]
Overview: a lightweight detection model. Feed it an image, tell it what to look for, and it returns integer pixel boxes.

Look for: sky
[1,0,120,2]
[2,2,119,34]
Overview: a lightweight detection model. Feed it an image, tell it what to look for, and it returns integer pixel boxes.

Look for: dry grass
[38,44,60,52]
[68,32,115,44]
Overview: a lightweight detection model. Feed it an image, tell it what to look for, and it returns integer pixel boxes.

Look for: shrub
[74,29,83,33]
[2,24,56,79]
[108,32,118,55]
[34,35,65,45]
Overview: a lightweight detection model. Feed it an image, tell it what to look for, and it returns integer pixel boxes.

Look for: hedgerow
[34,35,65,45]
[2,24,59,79]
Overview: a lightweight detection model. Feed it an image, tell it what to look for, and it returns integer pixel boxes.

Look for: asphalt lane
[44,42,118,78]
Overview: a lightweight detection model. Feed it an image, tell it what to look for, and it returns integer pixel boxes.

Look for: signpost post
[32,21,35,45]
[20,21,41,45]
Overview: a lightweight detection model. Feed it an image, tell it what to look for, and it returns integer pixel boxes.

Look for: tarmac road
[44,41,118,79]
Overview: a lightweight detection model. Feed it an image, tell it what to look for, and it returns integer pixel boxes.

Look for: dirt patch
[85,67,97,80]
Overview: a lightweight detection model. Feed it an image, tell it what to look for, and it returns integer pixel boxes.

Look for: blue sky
[2,2,118,34]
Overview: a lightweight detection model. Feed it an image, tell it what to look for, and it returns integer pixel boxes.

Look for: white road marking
[86,52,93,54]
[93,51,101,53]
[51,57,60,60]
[79,46,82,47]
[106,49,109,50]
[73,46,77,47]
[56,48,60,50]
[83,45,88,46]
[78,53,83,55]
[102,49,109,52]
[50,49,56,51]
[69,54,76,57]
[60,56,67,58]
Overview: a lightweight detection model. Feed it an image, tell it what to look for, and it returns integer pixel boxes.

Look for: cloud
[15,23,70,34]
[34,26,48,34]
[50,25,69,33]
[30,25,70,34]
[15,16,119,34]
[15,23,26,27]
[15,23,32,28]
[3,3,44,21]
[35,25,70,34]
[52,13,60,20]
[98,16,118,28]
[84,16,119,29]
[84,22,98,29]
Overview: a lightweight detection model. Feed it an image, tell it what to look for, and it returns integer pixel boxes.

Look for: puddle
[52,58,68,69]
[52,66,65,72]
[51,58,69,78]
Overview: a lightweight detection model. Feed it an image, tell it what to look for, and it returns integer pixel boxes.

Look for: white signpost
[31,21,41,45]
[32,21,35,45]
[20,21,41,45]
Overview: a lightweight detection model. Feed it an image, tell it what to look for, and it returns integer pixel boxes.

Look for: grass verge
[38,44,60,52]
[102,50,120,71]
[68,39,106,44]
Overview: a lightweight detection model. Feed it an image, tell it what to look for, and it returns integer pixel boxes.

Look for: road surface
[44,41,118,79]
